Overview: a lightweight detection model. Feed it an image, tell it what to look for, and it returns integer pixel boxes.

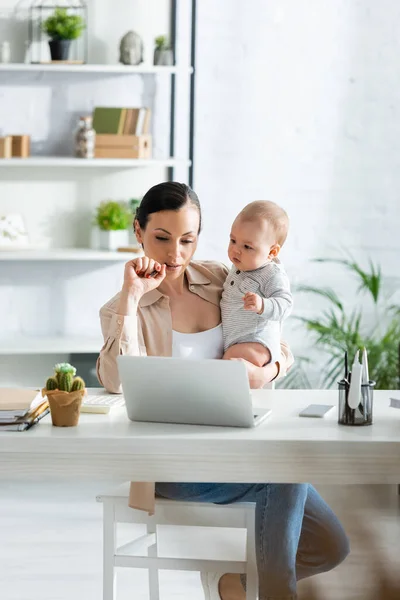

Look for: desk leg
[103,504,117,600]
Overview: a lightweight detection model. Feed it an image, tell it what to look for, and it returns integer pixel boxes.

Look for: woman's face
[135,204,200,280]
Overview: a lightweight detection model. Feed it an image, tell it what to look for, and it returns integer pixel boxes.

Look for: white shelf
[0,63,193,75]
[0,157,190,168]
[0,335,102,355]
[0,248,142,261]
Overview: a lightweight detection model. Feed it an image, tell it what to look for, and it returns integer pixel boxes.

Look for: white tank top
[172,323,224,360]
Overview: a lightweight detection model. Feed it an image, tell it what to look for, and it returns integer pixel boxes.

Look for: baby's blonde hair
[238,200,289,246]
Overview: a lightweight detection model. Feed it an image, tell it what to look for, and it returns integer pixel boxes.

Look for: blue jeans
[155,482,349,600]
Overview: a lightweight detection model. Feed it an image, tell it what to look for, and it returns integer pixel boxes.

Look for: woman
[97,182,349,600]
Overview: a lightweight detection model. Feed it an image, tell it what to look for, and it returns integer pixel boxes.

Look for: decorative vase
[98,229,129,251]
[153,48,173,66]
[48,39,71,61]
[44,389,85,427]
[75,115,96,158]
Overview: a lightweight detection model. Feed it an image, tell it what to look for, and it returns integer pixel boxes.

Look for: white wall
[1,0,400,386]
[194,0,400,376]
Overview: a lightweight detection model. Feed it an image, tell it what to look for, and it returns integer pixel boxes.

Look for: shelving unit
[0,1,197,364]
[0,249,141,261]
[0,64,193,75]
[0,157,191,169]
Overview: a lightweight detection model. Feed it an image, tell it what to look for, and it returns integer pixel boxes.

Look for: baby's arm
[260,268,293,321]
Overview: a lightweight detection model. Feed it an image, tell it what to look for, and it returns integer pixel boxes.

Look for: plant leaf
[313,257,381,303]
[296,285,344,311]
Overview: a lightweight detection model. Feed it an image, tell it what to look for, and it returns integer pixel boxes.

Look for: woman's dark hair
[135,182,202,233]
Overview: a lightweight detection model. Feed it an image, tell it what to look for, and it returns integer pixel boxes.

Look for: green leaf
[94,201,132,231]
[313,256,381,303]
[296,285,344,311]
[43,8,85,41]
[296,253,399,390]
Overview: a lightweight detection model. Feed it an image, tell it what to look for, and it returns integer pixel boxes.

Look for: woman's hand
[122,256,167,302]
[237,358,279,389]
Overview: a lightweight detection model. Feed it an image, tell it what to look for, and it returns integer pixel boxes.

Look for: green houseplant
[42,7,85,61]
[154,35,173,66]
[42,363,86,427]
[94,200,132,251]
[281,255,400,390]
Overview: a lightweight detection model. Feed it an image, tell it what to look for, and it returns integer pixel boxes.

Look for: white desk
[1,389,400,484]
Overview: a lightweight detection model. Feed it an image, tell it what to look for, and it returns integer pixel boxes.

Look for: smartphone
[298,404,334,418]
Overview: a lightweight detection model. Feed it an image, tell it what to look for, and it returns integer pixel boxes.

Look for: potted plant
[280,255,400,390]
[94,200,132,251]
[42,363,86,427]
[153,35,173,66]
[42,7,85,62]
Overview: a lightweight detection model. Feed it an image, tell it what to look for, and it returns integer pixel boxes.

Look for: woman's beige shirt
[97,260,293,514]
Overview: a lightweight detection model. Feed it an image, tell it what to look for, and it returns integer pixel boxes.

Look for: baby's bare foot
[218,573,246,600]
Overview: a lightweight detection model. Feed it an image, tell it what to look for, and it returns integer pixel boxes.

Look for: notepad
[0,388,43,419]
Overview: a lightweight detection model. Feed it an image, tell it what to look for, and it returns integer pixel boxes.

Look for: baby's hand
[243,292,263,314]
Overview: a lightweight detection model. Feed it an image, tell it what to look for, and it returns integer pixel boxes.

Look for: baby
[220,200,293,368]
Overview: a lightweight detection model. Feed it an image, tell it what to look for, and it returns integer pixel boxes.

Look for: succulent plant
[45,363,85,393]
[71,377,85,392]
[46,376,58,391]
[59,372,73,392]
[54,363,77,377]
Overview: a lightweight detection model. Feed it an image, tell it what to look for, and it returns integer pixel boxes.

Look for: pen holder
[338,380,375,426]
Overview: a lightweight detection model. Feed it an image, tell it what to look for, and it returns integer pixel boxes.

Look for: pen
[135,269,159,278]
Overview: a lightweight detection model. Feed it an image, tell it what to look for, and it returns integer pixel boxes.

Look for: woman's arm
[96,291,141,393]
[245,339,294,389]
[96,257,166,393]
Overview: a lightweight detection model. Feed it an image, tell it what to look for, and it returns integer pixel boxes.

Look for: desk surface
[1,389,400,484]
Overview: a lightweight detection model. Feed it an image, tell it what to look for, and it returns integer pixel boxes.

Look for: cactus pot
[44,389,85,427]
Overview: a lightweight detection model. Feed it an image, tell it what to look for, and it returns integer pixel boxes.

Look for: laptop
[117,356,271,428]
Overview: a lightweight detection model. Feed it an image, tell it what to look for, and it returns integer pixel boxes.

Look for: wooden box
[0,136,12,158]
[11,135,31,158]
[94,134,152,159]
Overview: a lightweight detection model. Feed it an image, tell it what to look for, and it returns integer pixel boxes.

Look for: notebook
[0,388,44,420]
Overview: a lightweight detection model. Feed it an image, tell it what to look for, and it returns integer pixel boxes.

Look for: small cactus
[54,362,76,377]
[46,376,58,391]
[45,363,84,395]
[71,376,85,391]
[59,372,73,392]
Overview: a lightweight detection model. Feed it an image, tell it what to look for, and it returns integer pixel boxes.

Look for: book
[123,108,140,135]
[92,107,127,135]
[135,107,147,135]
[0,388,43,419]
[142,108,151,134]
[0,407,50,431]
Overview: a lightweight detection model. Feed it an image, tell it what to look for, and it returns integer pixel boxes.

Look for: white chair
[97,482,258,600]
